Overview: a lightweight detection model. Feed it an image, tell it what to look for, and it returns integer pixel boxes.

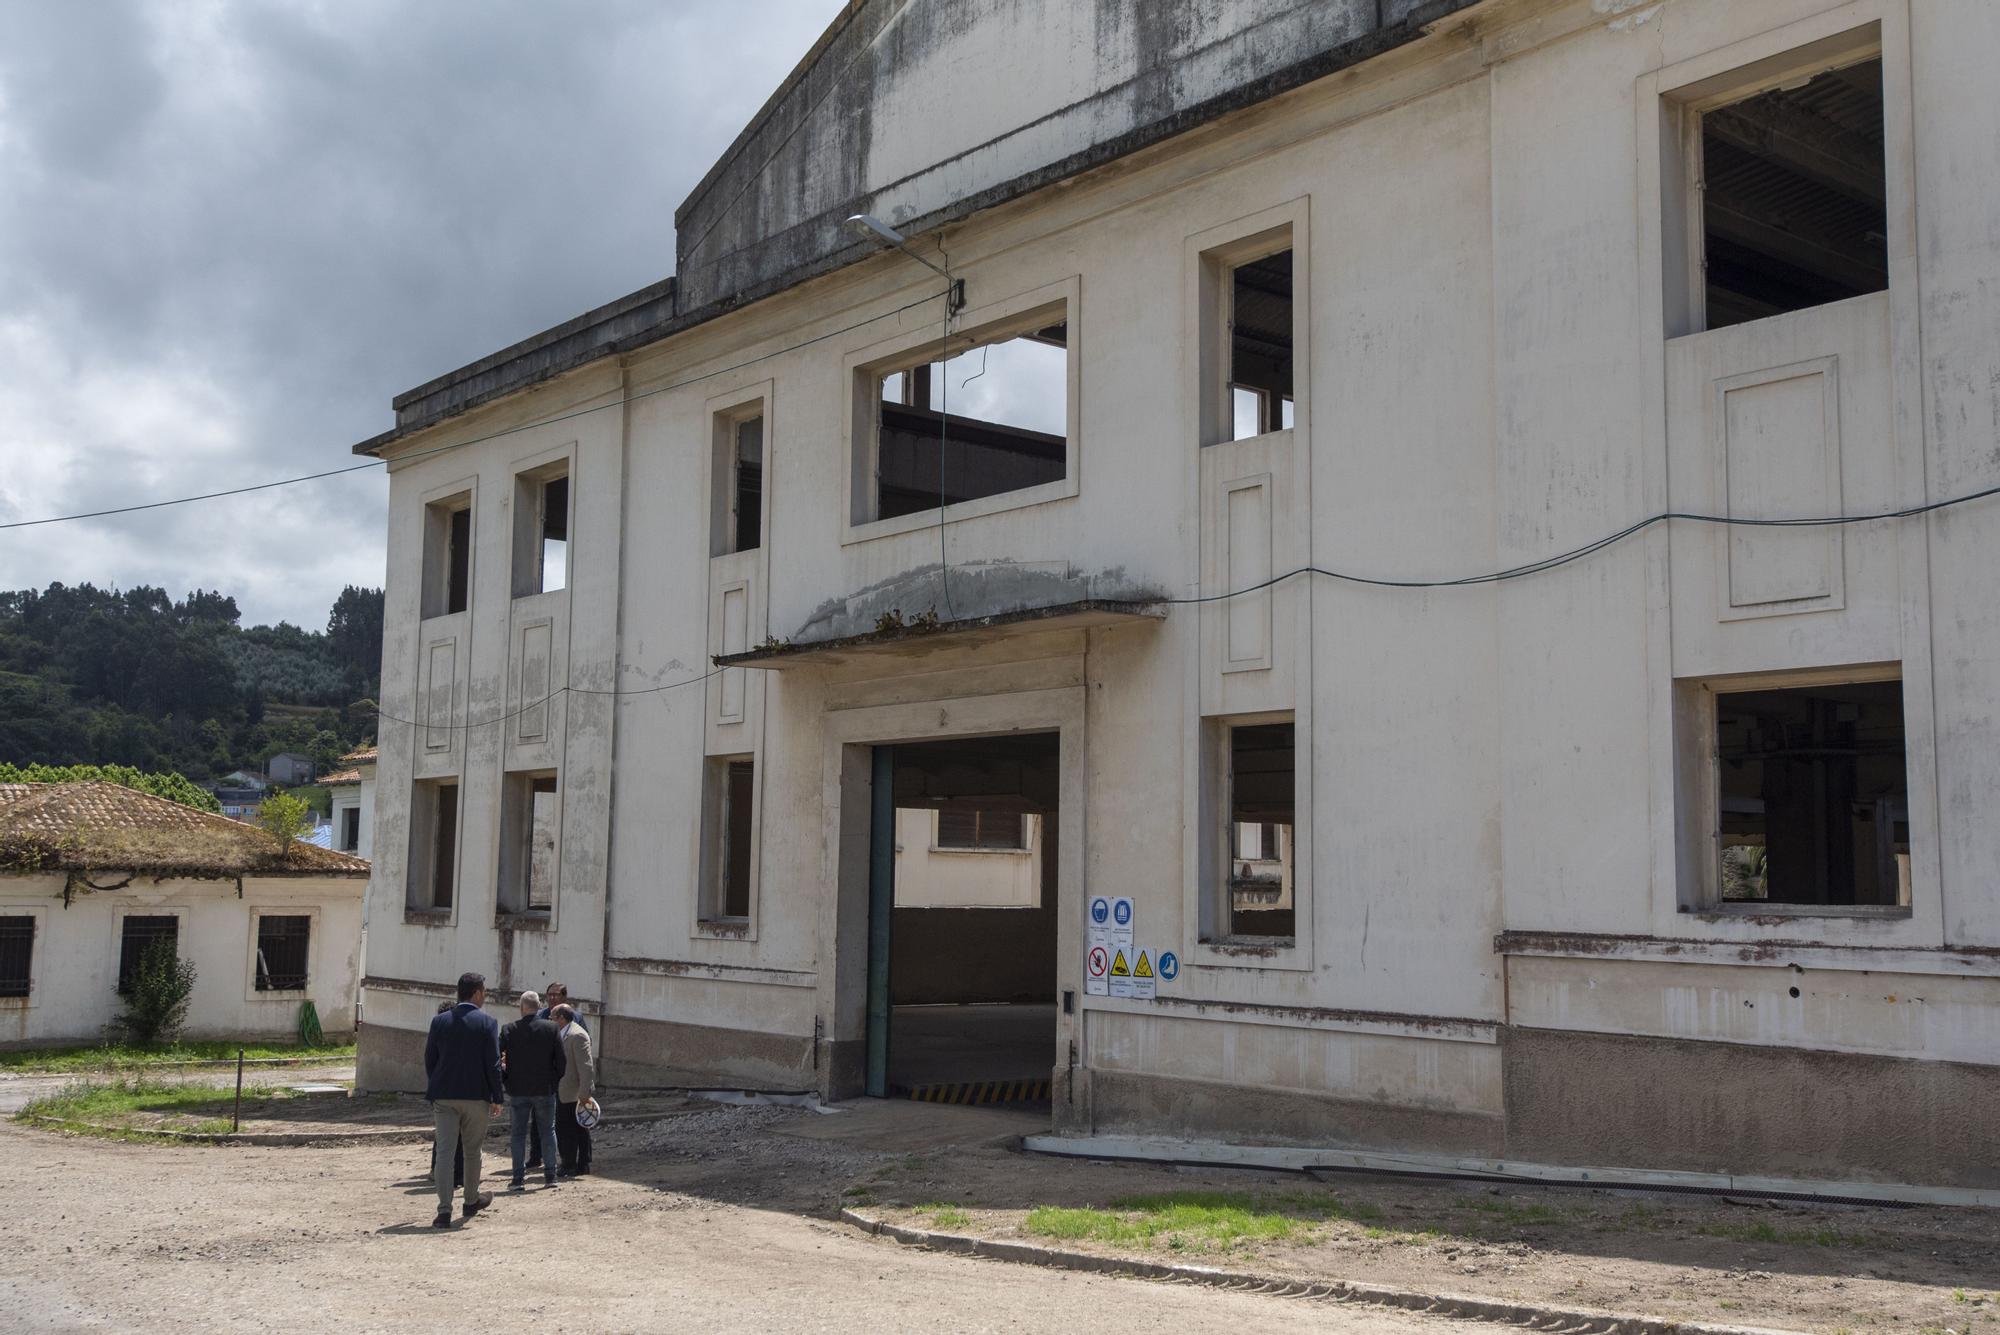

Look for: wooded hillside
[0,583,383,782]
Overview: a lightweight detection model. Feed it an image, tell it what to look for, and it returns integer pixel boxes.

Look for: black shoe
[462,1192,492,1219]
[575,1164,591,1176]
[431,1211,452,1228]
[525,1158,542,1170]
[543,1175,559,1188]
[507,1178,525,1192]
[557,1165,577,1178]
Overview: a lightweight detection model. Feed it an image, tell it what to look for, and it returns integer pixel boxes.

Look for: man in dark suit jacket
[500,990,565,1191]
[424,971,504,1228]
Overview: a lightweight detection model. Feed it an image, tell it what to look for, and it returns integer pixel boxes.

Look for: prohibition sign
[1087,945,1109,979]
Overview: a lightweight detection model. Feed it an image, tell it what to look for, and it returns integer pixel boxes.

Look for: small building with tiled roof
[326,743,378,861]
[0,783,367,1047]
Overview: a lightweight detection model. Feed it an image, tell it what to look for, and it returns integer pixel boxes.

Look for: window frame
[1675,663,1923,922]
[113,910,185,997]
[841,276,1082,544]
[695,754,759,935]
[1191,199,1309,451]
[496,769,561,925]
[511,450,573,599]
[247,909,315,999]
[405,778,461,921]
[420,488,475,620]
[931,807,1034,854]
[709,393,770,558]
[0,909,41,1005]
[1193,711,1310,968]
[1658,21,1894,338]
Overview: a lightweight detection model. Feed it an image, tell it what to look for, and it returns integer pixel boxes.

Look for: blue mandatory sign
[1112,899,1133,927]
[1158,951,1180,982]
[1089,897,1110,925]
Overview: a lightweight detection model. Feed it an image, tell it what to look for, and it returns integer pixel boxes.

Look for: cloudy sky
[0,0,834,628]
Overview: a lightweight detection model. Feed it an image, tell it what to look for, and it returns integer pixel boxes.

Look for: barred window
[255,915,311,992]
[0,916,33,998]
[935,808,1027,850]
[118,916,179,995]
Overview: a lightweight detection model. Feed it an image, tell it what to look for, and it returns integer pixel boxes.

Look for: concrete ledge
[598,1013,814,1092]
[1502,1028,2000,1191]
[1086,1068,1506,1157]
[838,1208,1795,1335]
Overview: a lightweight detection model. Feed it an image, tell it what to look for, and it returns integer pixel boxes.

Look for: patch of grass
[921,1203,972,1230]
[1695,1219,1871,1249]
[1465,1197,1569,1227]
[1023,1191,1363,1251]
[17,1077,303,1138]
[0,1040,354,1074]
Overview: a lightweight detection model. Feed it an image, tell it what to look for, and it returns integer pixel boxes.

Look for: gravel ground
[1,1109,1489,1335]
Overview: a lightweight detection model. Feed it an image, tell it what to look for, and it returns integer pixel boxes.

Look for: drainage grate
[899,1078,1050,1107]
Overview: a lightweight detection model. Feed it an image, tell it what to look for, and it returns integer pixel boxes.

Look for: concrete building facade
[352,0,2000,1192]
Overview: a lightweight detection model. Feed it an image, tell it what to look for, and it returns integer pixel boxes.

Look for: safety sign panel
[1157,951,1179,982]
[1130,948,1157,1001]
[1110,897,1134,945]
[1085,944,1109,996]
[1108,946,1135,999]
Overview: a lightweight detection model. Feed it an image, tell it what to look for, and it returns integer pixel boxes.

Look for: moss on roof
[0,783,369,878]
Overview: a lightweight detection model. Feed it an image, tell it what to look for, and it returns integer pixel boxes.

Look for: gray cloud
[0,0,836,626]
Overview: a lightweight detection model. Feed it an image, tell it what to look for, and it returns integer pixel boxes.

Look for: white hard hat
[575,1100,601,1130]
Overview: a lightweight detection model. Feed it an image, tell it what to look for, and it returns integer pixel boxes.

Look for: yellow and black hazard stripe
[898,1078,1051,1106]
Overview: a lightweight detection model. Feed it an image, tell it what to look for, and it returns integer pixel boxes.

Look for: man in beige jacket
[551,1002,595,1176]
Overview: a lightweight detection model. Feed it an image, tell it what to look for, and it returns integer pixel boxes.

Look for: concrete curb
[16,1101,698,1147]
[0,1056,355,1077]
[838,1209,1802,1335]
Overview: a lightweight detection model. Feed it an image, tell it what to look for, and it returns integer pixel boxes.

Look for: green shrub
[258,790,311,854]
[111,941,198,1046]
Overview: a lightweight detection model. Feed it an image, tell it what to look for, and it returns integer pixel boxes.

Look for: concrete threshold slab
[1022,1133,2000,1210]
[780,1097,1049,1151]
[840,1207,1802,1335]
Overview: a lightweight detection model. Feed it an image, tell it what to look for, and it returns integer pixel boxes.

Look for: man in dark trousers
[499,989,565,1191]
[551,1002,596,1177]
[424,971,504,1228]
[525,981,583,1172]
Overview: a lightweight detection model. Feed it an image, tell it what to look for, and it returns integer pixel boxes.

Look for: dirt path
[1,1114,1494,1335]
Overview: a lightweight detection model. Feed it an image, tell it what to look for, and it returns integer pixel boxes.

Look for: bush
[112,941,197,1046]
[258,790,312,855]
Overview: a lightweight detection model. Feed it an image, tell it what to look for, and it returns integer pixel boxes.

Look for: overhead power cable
[1161,482,2000,602]
[0,290,947,532]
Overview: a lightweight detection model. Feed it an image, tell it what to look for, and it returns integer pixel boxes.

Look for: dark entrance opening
[866,731,1058,1108]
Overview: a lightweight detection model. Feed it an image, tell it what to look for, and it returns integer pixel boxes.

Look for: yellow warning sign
[1110,949,1131,977]
[1134,950,1154,979]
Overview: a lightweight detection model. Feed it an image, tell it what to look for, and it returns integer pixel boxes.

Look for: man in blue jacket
[424,971,505,1228]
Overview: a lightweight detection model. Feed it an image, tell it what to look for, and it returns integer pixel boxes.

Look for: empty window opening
[407,780,459,911]
[1228,249,1294,440]
[1218,720,1296,940]
[702,758,755,922]
[118,915,180,995]
[515,470,569,596]
[0,916,32,998]
[1698,57,1886,330]
[254,915,311,992]
[872,322,1067,521]
[935,807,1028,851]
[499,772,559,916]
[423,495,473,617]
[734,416,763,552]
[1715,680,1908,907]
[338,805,360,853]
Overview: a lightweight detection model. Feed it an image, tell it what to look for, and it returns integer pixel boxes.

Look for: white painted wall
[360,0,2000,1141]
[893,809,1041,909]
[0,874,364,1046]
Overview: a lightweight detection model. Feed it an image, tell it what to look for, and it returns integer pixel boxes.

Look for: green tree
[258,790,313,856]
[112,941,198,1046]
[0,763,220,812]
